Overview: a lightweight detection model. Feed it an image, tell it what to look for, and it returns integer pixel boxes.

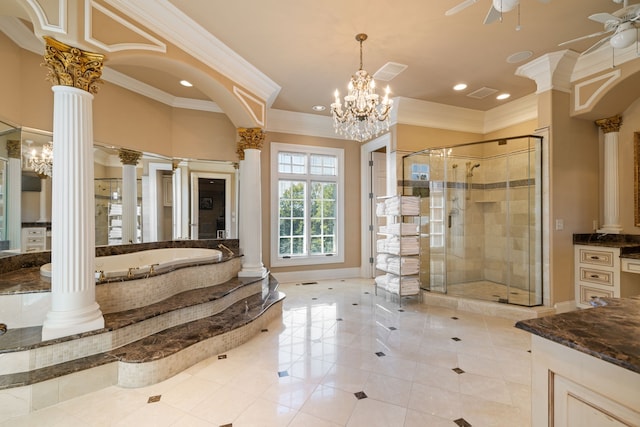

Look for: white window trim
[270,142,344,267]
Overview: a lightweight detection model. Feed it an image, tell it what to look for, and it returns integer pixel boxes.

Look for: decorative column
[6,140,21,250]
[118,149,141,244]
[237,128,267,278]
[41,37,105,340]
[595,115,623,234]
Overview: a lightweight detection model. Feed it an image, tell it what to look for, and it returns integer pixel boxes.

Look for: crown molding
[0,15,44,54]
[394,96,485,134]
[104,0,281,107]
[483,93,538,133]
[516,50,579,94]
[266,109,341,139]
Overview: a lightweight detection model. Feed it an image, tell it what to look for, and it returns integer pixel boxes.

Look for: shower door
[404,136,542,306]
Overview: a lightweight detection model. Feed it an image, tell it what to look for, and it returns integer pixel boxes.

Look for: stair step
[0,275,283,389]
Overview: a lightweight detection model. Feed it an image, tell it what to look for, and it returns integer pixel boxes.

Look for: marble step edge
[0,274,266,354]
[0,276,273,376]
[0,299,284,421]
[0,288,285,391]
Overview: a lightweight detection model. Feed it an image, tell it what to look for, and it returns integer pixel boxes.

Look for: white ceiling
[118,0,628,115]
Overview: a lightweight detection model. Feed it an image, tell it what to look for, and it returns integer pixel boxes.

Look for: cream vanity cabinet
[21,226,47,252]
[574,244,640,308]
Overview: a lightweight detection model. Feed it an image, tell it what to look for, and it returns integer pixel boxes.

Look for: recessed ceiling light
[453,83,467,91]
[180,80,193,87]
[312,105,326,112]
[496,93,511,100]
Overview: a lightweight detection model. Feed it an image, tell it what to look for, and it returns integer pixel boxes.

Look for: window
[271,143,344,266]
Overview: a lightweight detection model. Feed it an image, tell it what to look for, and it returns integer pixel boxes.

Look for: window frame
[270,142,344,267]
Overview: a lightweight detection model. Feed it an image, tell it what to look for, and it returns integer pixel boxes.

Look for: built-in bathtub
[40,247,223,280]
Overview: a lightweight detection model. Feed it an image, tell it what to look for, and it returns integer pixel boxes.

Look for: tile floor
[2,278,533,427]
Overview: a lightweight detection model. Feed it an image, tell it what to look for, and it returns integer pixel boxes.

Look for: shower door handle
[448,215,452,228]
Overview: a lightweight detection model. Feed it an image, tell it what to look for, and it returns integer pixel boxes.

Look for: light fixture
[453,83,468,91]
[331,33,393,142]
[610,22,638,50]
[180,80,193,87]
[312,105,326,112]
[29,142,53,177]
[496,93,511,100]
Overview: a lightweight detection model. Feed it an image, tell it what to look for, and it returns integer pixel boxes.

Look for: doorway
[190,172,231,239]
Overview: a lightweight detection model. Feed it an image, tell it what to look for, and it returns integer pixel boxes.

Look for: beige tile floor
[2,278,533,427]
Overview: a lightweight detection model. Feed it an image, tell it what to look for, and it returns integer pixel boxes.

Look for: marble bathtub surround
[516,295,640,373]
[0,239,240,275]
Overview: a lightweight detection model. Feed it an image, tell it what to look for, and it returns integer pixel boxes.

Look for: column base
[597,226,623,234]
[41,302,105,341]
[238,265,268,278]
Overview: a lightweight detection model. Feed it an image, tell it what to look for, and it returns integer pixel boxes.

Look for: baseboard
[270,267,361,284]
[554,300,577,313]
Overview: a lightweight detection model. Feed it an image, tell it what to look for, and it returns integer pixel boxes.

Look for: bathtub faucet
[0,323,6,336]
[149,263,159,276]
[97,270,106,282]
[218,244,235,257]
[127,267,138,279]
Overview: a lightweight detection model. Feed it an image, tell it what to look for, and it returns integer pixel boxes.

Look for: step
[0,274,284,420]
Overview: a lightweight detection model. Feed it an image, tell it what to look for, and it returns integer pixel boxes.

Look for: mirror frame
[635,132,640,227]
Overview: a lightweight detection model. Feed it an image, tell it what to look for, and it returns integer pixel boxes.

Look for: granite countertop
[516,296,640,374]
[573,233,640,256]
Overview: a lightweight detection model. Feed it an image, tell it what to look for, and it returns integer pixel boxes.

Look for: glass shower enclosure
[403,135,542,306]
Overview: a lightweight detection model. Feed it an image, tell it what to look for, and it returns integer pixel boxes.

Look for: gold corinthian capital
[237,128,265,160]
[118,148,142,166]
[42,36,105,94]
[595,114,622,134]
[6,140,21,159]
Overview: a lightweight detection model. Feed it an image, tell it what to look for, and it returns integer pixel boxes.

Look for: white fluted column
[237,128,267,278]
[595,115,623,234]
[41,37,105,340]
[5,141,21,250]
[118,149,141,244]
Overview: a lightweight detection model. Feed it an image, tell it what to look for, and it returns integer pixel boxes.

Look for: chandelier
[30,142,53,177]
[331,33,393,142]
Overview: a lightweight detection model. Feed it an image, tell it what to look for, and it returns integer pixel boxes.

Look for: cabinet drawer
[579,267,613,287]
[579,248,615,268]
[577,285,614,306]
[621,258,640,274]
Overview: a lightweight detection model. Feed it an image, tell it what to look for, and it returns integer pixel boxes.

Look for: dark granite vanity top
[516,296,640,374]
[573,233,640,256]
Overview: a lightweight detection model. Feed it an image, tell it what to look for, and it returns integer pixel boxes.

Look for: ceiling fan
[559,0,640,55]
[445,0,550,25]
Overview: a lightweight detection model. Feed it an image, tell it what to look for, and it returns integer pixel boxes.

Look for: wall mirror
[0,125,238,255]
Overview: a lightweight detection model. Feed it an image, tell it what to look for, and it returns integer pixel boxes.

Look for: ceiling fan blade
[581,35,613,56]
[558,29,613,46]
[589,12,620,24]
[484,5,502,24]
[445,0,478,16]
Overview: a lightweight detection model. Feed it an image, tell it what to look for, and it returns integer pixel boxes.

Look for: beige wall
[539,90,600,304]
[261,132,361,273]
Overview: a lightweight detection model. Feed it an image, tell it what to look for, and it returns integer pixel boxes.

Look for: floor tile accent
[354,391,368,400]
[147,395,161,403]
[452,367,465,374]
[454,417,472,426]
[278,370,289,377]
[375,351,386,357]
[452,337,461,341]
